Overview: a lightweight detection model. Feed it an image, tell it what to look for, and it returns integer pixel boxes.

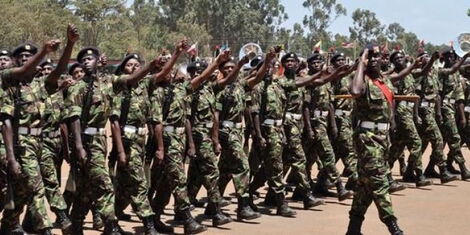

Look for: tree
[386,23,405,42]
[349,9,385,47]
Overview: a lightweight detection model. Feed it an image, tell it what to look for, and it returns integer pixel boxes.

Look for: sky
[280,0,470,45]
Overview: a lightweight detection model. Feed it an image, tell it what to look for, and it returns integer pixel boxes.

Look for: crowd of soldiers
[0,24,470,235]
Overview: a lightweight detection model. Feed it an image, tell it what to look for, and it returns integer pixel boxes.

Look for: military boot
[424,159,440,178]
[173,210,186,225]
[291,186,303,201]
[385,218,404,235]
[336,181,354,201]
[313,174,336,197]
[210,202,233,227]
[116,211,132,221]
[54,209,72,233]
[401,167,415,183]
[459,163,470,180]
[103,220,130,235]
[71,220,84,235]
[263,188,277,207]
[345,177,357,191]
[0,222,25,235]
[21,211,34,234]
[398,157,407,176]
[388,175,406,193]
[181,209,206,235]
[248,194,259,212]
[92,209,104,229]
[142,216,159,235]
[446,159,460,174]
[219,197,231,208]
[303,190,325,209]
[438,165,459,184]
[154,213,173,234]
[415,169,433,187]
[345,216,364,235]
[275,193,296,217]
[237,197,261,221]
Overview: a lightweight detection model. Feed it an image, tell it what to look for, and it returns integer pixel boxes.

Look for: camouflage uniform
[415,67,446,167]
[0,69,14,213]
[331,76,358,181]
[388,74,423,172]
[1,69,53,231]
[216,79,251,199]
[438,67,466,165]
[111,75,154,219]
[460,75,470,147]
[349,77,396,224]
[64,73,118,224]
[151,80,193,213]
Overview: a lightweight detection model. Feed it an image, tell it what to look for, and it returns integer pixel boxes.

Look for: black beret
[77,47,100,62]
[68,62,84,75]
[281,52,298,63]
[389,50,404,62]
[12,42,38,57]
[0,49,11,57]
[330,52,345,63]
[115,53,141,75]
[441,47,456,57]
[187,61,208,73]
[39,58,53,68]
[307,52,324,63]
[417,50,428,57]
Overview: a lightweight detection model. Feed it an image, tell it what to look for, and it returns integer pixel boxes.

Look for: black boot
[21,211,34,233]
[447,160,460,174]
[438,165,459,184]
[459,163,470,180]
[173,210,186,225]
[424,159,440,178]
[54,209,72,233]
[415,169,433,187]
[190,198,206,209]
[401,167,415,183]
[385,218,404,235]
[336,181,354,201]
[345,216,364,235]
[116,211,132,221]
[388,175,406,193]
[154,214,173,234]
[71,220,84,235]
[313,174,336,197]
[210,202,233,227]
[248,194,259,212]
[263,188,277,207]
[103,220,129,235]
[92,209,104,229]
[275,193,296,217]
[219,197,231,208]
[142,216,159,235]
[398,157,407,176]
[345,177,357,191]
[291,186,303,201]
[0,223,25,235]
[303,190,325,209]
[237,197,261,221]
[181,209,206,235]
[40,228,53,235]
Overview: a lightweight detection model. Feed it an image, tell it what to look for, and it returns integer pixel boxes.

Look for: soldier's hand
[44,39,61,53]
[176,38,189,52]
[361,48,369,65]
[187,144,196,158]
[330,127,338,139]
[155,149,164,164]
[98,53,108,67]
[460,117,467,128]
[117,151,127,167]
[77,146,87,167]
[67,24,80,43]
[266,48,276,61]
[7,159,21,178]
[307,130,315,141]
[216,49,231,63]
[258,137,266,149]
[213,142,222,155]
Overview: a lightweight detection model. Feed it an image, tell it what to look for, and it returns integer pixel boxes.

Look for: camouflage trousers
[152,129,191,213]
[1,135,52,230]
[0,140,6,213]
[333,115,358,180]
[305,117,340,184]
[439,105,466,164]
[114,133,154,219]
[261,125,285,194]
[460,112,470,148]
[218,125,250,198]
[39,135,67,211]
[282,120,311,192]
[418,107,446,167]
[350,129,396,223]
[186,126,222,204]
[70,134,117,223]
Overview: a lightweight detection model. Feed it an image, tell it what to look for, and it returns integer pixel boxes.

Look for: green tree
[349,9,384,47]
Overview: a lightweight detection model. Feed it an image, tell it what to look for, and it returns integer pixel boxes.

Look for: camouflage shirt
[439,67,465,102]
[332,75,354,111]
[41,76,68,132]
[354,77,393,124]
[155,80,192,126]
[306,82,331,113]
[414,67,439,102]
[216,79,250,122]
[0,69,15,117]
[14,77,48,128]
[64,73,114,128]
[112,75,150,127]
[258,75,296,120]
[190,80,221,126]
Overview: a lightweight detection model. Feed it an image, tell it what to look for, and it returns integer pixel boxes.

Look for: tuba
[455,33,470,57]
[239,43,263,68]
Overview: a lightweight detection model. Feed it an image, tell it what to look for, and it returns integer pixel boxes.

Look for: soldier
[437,48,470,180]
[459,61,470,148]
[0,37,63,235]
[388,50,433,187]
[346,44,403,235]
[330,52,359,191]
[413,49,459,183]
[302,51,353,201]
[65,46,127,234]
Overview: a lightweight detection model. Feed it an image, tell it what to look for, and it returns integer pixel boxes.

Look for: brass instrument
[455,33,470,57]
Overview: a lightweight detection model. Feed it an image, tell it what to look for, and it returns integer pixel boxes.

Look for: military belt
[285,112,302,120]
[465,106,470,113]
[359,121,390,131]
[222,120,243,129]
[263,119,283,126]
[334,109,351,116]
[83,127,106,136]
[443,98,456,104]
[18,127,42,136]
[123,125,147,136]
[195,122,213,128]
[399,101,415,107]
[42,129,61,138]
[164,125,185,134]
[313,110,329,117]
[420,101,435,108]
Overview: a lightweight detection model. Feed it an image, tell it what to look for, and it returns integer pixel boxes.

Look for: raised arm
[190,51,230,90]
[216,56,249,87]
[11,40,60,81]
[350,49,368,98]
[413,52,439,78]
[247,48,276,89]
[389,57,421,83]
[440,51,470,75]
[308,65,349,87]
[153,39,188,83]
[124,57,160,86]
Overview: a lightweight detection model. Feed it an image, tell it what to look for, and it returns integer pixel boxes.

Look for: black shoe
[385,219,404,235]
[237,197,261,221]
[54,210,72,233]
[154,215,174,234]
[336,181,354,201]
[291,187,303,201]
[345,177,357,191]
[71,221,84,235]
[248,195,259,212]
[0,223,25,235]
[40,228,53,235]
[439,166,459,184]
[415,170,433,187]
[21,212,34,234]
[211,203,233,227]
[181,210,206,235]
[459,163,470,180]
[345,216,364,235]
[275,193,296,218]
[263,188,277,207]
[116,212,132,221]
[303,191,325,209]
[173,210,186,225]
[190,199,206,208]
[313,183,336,197]
[219,198,231,208]
[104,220,130,235]
[401,168,415,183]
[398,158,407,176]
[447,164,461,175]
[93,212,104,229]
[142,216,159,235]
[424,163,440,178]
[388,175,406,193]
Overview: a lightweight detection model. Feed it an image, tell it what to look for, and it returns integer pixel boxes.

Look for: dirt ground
[35,146,470,235]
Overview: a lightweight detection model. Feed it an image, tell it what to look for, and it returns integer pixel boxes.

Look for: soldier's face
[367,53,382,72]
[284,58,298,70]
[0,56,13,70]
[41,64,54,76]
[333,56,346,67]
[82,55,98,72]
[72,67,85,80]
[392,53,406,67]
[16,52,33,66]
[221,61,235,76]
[124,58,141,75]
[309,59,323,71]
